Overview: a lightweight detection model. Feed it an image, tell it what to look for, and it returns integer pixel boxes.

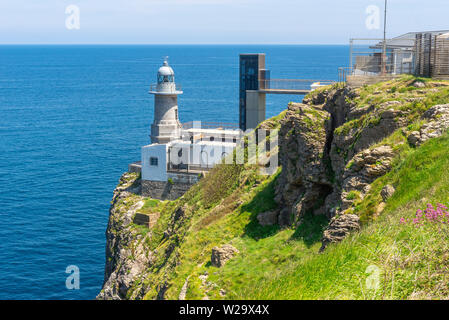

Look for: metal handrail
[259,79,335,91]
[182,121,240,130]
[338,67,353,84]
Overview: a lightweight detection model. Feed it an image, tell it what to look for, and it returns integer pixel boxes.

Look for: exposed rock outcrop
[381,185,396,202]
[274,102,333,226]
[274,90,449,249]
[320,214,360,252]
[407,104,449,147]
[97,173,152,300]
[273,89,405,229]
[338,145,395,211]
[211,245,239,267]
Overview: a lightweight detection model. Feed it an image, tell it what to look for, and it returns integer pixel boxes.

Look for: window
[175,109,178,120]
[150,157,158,166]
[210,136,215,142]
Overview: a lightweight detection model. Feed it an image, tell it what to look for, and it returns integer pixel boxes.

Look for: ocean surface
[0,45,348,300]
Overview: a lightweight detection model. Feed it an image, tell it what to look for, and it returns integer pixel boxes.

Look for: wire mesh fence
[339,32,449,84]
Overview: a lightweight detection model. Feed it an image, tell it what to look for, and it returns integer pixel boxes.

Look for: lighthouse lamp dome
[157,59,175,84]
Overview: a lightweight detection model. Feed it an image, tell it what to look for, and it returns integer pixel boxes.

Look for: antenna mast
[382,0,388,74]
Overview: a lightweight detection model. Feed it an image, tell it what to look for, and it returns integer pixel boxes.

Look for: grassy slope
[178,133,449,300]
[243,132,449,299]
[131,76,449,300]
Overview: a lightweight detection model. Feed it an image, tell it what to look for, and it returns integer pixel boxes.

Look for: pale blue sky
[1,0,448,44]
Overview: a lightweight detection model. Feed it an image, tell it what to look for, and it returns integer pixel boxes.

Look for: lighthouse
[134,56,242,201]
[149,58,183,144]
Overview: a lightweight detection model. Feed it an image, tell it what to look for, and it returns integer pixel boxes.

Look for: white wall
[141,144,168,182]
[167,141,236,168]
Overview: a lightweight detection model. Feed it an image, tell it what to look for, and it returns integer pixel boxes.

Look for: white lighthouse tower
[149,58,183,144]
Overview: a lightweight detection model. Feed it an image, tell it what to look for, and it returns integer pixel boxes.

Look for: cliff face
[99,76,449,300]
[98,172,210,300]
[272,79,449,247]
[97,173,151,300]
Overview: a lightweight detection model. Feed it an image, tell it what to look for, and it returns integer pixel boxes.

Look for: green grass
[159,171,281,300]
[258,110,287,129]
[334,76,449,137]
[140,132,449,300]
[225,132,449,300]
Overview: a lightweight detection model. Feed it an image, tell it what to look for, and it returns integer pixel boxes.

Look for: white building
[132,59,242,198]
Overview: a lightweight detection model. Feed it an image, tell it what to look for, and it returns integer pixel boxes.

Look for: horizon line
[0,42,349,46]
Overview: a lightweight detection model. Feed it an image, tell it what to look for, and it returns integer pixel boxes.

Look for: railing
[149,83,182,93]
[348,37,418,77]
[167,163,211,173]
[259,79,335,91]
[182,121,240,130]
[338,67,353,84]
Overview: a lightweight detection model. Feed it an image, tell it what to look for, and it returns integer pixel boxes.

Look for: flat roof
[373,30,449,48]
[168,139,237,147]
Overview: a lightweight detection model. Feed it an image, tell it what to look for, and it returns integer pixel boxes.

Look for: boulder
[405,104,449,147]
[407,131,421,147]
[381,185,395,202]
[211,245,239,267]
[411,80,426,88]
[320,214,360,252]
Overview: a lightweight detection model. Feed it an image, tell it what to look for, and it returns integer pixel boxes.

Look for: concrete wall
[141,144,167,182]
[128,161,142,174]
[245,90,266,130]
[168,142,236,168]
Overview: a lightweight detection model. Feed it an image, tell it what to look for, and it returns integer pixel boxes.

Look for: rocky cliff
[270,78,449,249]
[98,76,449,300]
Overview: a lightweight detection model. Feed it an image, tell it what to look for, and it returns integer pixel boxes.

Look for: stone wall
[133,212,161,228]
[141,179,196,200]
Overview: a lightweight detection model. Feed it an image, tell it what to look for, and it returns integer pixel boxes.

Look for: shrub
[346,190,360,201]
[200,163,244,209]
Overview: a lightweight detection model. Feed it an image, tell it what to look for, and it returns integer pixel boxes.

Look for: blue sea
[0,45,348,300]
